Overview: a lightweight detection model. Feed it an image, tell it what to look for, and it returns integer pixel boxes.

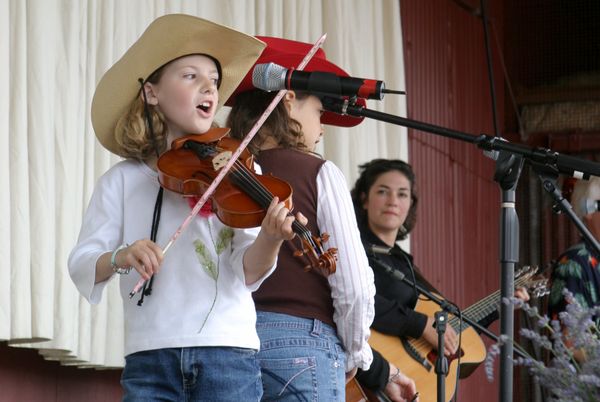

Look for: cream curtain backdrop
[0,0,406,368]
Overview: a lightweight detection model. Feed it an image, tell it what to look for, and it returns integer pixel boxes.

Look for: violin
[157,128,337,276]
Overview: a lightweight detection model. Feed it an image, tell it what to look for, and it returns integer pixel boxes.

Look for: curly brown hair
[226,90,310,155]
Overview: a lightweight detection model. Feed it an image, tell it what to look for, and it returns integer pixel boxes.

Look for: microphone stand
[322,97,600,252]
[323,97,600,399]
[434,311,448,402]
[530,161,600,248]
[495,151,522,402]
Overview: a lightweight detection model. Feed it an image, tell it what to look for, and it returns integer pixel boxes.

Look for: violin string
[190,143,319,254]
[196,141,321,255]
[227,157,320,251]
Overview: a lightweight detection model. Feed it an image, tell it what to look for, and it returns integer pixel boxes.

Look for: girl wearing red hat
[227,36,378,401]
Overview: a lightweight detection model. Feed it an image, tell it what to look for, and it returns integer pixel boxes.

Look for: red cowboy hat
[225,36,365,127]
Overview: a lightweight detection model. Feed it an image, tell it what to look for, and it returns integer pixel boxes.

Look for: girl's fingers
[296,212,308,226]
[120,239,163,279]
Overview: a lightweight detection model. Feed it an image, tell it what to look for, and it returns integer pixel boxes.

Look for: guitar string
[408,274,531,351]
[449,273,530,328]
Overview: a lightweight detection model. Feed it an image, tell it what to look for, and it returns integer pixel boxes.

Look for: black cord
[136,78,164,306]
[137,187,164,306]
[138,78,161,159]
[368,251,464,401]
[393,247,420,306]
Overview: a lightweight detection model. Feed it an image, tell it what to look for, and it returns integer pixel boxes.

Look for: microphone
[252,62,400,100]
[364,243,392,256]
[366,249,407,283]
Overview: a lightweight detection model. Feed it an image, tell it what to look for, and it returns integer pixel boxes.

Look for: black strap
[137,78,164,306]
[137,187,164,306]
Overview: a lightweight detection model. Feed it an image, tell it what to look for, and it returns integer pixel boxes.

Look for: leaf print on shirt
[193,227,234,281]
[555,260,584,280]
[549,278,567,306]
[194,240,218,281]
[215,227,234,255]
[586,281,599,305]
[193,225,235,334]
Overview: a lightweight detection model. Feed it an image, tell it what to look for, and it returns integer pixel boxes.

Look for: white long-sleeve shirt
[317,161,375,372]
[68,159,274,356]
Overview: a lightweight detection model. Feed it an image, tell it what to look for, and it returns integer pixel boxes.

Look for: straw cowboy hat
[91,14,266,156]
[225,36,366,128]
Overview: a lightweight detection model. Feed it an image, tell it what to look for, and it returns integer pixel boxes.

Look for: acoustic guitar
[347,266,546,402]
[346,377,390,402]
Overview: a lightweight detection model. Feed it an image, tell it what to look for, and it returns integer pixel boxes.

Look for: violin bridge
[212,151,232,170]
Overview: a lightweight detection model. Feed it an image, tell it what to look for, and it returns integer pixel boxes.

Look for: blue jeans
[255,311,346,402]
[121,346,262,402]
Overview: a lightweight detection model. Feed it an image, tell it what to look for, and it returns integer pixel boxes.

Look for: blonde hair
[114,96,169,161]
[571,177,600,218]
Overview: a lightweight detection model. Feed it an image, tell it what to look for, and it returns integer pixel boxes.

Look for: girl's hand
[242,198,308,284]
[260,197,300,242]
[115,239,163,280]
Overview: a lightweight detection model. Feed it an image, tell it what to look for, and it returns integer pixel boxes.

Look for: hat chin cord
[136,78,164,306]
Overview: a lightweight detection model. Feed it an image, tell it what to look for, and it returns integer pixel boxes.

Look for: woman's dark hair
[226,90,310,155]
[350,159,418,241]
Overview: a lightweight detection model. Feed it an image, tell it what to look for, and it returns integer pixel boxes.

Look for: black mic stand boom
[323,96,600,401]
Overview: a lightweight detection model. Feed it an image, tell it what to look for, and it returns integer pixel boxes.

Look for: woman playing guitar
[350,159,529,402]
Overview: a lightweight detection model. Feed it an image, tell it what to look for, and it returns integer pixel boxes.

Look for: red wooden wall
[401,0,507,401]
[0,342,122,402]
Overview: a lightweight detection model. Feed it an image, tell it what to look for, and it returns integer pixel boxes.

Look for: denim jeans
[121,346,262,402]
[255,311,346,402]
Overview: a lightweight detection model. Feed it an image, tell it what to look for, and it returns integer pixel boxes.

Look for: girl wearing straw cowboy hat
[69,15,300,401]
[226,36,380,401]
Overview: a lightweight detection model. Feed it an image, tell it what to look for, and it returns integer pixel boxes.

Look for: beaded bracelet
[111,244,132,275]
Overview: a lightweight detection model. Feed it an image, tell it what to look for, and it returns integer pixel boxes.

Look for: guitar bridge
[402,338,433,371]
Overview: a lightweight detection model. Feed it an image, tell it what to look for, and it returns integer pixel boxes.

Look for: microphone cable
[378,246,465,402]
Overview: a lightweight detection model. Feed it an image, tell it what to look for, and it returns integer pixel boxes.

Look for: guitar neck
[448,275,529,332]
[448,290,500,332]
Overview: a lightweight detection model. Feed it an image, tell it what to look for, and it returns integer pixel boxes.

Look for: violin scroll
[293,233,337,276]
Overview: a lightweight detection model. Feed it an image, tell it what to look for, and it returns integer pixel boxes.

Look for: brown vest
[253,148,335,327]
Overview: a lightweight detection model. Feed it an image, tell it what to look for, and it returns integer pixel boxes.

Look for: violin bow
[130,33,328,298]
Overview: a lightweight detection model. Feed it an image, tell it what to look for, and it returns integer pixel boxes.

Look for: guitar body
[346,377,388,402]
[344,266,545,402]
[368,297,487,402]
[346,378,373,402]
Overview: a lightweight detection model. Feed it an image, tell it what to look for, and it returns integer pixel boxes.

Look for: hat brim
[91,14,266,156]
[225,37,365,128]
